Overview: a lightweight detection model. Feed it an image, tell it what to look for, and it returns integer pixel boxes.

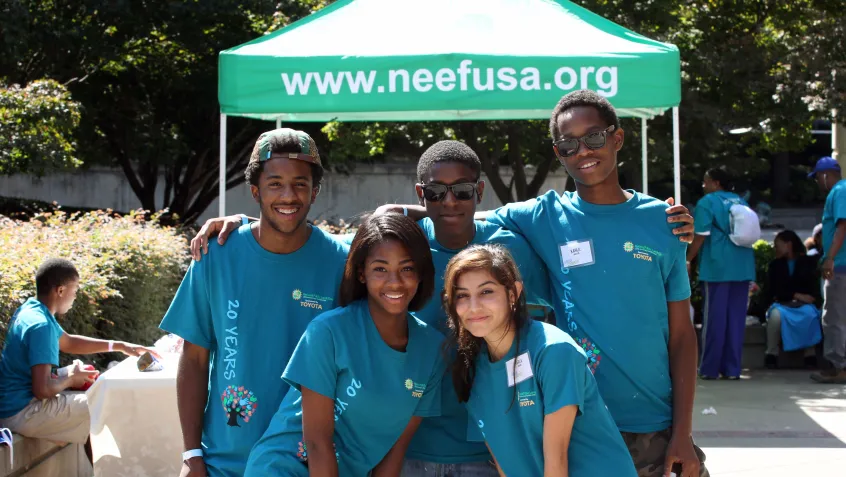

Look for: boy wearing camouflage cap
[161,129,350,477]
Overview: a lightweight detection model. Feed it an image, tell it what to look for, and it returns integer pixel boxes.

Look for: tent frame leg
[641,118,648,195]
[219,113,227,217]
[672,107,681,204]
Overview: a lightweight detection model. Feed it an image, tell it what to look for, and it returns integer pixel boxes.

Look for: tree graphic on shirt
[221,385,257,427]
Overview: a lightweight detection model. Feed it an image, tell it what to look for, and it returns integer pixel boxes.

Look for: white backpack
[727,203,761,247]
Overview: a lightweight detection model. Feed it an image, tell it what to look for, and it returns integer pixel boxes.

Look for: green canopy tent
[217,0,682,215]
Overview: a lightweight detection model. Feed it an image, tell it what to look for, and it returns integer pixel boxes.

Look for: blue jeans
[401,459,499,477]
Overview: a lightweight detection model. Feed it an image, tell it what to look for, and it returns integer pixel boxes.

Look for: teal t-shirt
[488,190,690,433]
[406,218,552,464]
[822,180,846,268]
[244,300,445,476]
[466,320,636,477]
[692,191,756,282]
[0,298,65,419]
[159,224,349,477]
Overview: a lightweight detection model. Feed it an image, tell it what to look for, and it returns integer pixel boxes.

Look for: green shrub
[0,210,190,367]
[748,239,775,318]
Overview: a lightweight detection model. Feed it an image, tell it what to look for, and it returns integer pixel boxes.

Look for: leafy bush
[0,210,190,367]
[748,239,776,319]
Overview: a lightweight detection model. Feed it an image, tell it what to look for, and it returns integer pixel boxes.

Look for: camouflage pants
[620,427,709,477]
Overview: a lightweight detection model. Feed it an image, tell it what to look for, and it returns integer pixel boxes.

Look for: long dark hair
[442,244,529,407]
[338,213,435,311]
[774,230,807,258]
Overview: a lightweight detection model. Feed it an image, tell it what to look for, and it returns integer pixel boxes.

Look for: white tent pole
[219,113,227,216]
[641,118,648,195]
[672,107,681,204]
[276,118,281,129]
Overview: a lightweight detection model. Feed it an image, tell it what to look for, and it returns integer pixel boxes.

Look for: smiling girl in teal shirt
[244,214,445,476]
[442,244,636,477]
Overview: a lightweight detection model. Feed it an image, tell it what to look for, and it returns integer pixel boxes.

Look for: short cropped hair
[705,167,733,191]
[416,140,482,183]
[549,89,621,141]
[35,258,79,296]
[339,213,435,312]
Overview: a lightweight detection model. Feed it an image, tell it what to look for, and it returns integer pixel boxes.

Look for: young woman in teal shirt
[245,214,445,476]
[443,244,637,477]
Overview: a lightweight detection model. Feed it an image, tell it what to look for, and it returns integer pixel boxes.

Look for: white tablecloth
[87,353,182,476]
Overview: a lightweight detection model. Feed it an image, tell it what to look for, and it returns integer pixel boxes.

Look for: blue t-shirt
[822,180,846,269]
[467,320,636,477]
[244,300,445,476]
[488,190,691,433]
[406,218,552,464]
[0,298,65,418]
[693,191,756,282]
[159,224,349,477]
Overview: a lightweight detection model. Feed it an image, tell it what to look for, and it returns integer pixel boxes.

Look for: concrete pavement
[692,370,846,476]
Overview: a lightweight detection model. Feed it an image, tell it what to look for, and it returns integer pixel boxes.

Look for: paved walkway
[693,370,846,476]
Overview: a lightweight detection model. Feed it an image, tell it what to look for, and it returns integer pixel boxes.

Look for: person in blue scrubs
[160,129,350,477]
[244,213,444,476]
[686,168,756,380]
[441,244,636,476]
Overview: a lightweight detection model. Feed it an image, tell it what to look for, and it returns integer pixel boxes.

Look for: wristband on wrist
[402,206,408,216]
[239,214,249,226]
[182,449,203,461]
[108,341,114,352]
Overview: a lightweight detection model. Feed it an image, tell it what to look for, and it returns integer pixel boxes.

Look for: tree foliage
[1,0,843,219]
[0,79,81,176]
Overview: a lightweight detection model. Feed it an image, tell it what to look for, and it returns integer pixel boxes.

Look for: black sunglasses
[553,125,616,158]
[419,182,477,202]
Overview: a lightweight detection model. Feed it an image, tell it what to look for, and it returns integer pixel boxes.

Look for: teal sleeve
[414,351,445,418]
[537,343,586,416]
[282,320,337,399]
[834,188,846,223]
[693,199,713,234]
[25,323,60,367]
[486,198,542,238]
[338,233,356,245]
[159,259,214,349]
[665,241,692,302]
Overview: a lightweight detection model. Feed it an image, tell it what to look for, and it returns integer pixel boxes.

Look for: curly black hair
[549,89,620,141]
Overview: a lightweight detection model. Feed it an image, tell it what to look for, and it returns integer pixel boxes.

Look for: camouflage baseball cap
[250,128,322,170]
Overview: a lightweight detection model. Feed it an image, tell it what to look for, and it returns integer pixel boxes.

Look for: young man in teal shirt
[686,168,756,380]
[162,129,350,477]
[808,156,846,384]
[0,258,157,463]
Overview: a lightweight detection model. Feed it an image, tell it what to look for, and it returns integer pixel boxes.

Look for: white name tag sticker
[559,239,595,269]
[506,352,534,387]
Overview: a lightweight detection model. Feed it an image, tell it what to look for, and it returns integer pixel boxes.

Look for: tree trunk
[227,409,240,427]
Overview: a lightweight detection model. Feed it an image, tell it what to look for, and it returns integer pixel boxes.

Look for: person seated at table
[0,258,158,463]
[244,214,445,476]
[764,230,822,369]
[442,244,637,476]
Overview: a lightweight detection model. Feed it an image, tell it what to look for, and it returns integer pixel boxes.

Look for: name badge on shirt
[559,239,595,269]
[505,352,534,387]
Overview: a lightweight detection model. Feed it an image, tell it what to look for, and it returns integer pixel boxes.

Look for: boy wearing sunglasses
[486,90,706,477]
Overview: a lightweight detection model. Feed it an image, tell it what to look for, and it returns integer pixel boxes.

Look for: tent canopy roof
[219,0,680,121]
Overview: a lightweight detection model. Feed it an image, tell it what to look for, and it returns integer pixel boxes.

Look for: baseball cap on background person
[807,156,841,178]
[250,128,323,171]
